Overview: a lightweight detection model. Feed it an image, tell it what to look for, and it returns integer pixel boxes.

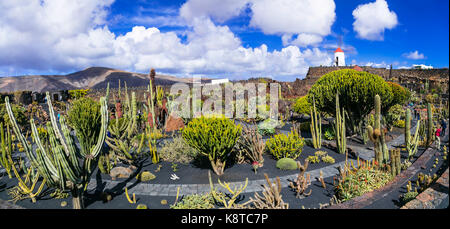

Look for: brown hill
[0,67,204,92]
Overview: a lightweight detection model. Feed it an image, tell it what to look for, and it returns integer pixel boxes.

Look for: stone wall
[305,66,449,95]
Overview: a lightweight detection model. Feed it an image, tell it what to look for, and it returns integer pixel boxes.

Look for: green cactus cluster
[170,193,215,209]
[265,130,305,160]
[145,79,160,164]
[5,89,109,209]
[105,81,144,167]
[182,116,241,175]
[389,148,401,177]
[367,94,389,165]
[405,109,421,159]
[306,155,320,164]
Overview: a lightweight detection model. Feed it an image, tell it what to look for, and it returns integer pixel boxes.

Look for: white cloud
[282,33,323,47]
[0,0,333,80]
[0,0,114,71]
[352,0,398,41]
[403,50,425,60]
[180,0,336,48]
[180,0,249,24]
[249,0,335,36]
[398,66,411,69]
[361,61,389,68]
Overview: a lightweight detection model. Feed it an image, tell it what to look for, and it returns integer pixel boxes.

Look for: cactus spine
[5,90,109,209]
[310,96,322,149]
[335,93,346,154]
[426,102,433,146]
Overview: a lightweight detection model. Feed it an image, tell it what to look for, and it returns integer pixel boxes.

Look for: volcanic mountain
[0,67,205,92]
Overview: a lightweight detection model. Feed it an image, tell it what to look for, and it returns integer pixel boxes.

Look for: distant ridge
[0,67,208,92]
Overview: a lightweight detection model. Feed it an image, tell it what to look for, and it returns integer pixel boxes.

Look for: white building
[209,78,230,85]
[334,47,345,66]
[412,64,433,69]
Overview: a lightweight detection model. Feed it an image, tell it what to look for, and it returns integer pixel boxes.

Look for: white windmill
[326,35,351,67]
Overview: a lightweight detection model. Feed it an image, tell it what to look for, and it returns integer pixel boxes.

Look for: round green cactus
[136,204,148,209]
[276,158,298,170]
[136,171,156,182]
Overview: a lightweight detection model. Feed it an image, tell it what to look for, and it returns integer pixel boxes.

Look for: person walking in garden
[441,119,447,135]
[435,125,441,150]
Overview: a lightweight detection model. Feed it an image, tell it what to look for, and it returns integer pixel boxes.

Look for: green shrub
[401,191,418,204]
[0,103,27,130]
[182,116,241,175]
[67,97,101,155]
[265,131,304,160]
[292,95,311,115]
[314,151,328,157]
[159,136,199,164]
[385,104,405,128]
[308,69,393,133]
[393,119,405,128]
[276,158,298,170]
[323,127,335,140]
[386,82,410,108]
[307,155,320,164]
[321,155,335,164]
[69,89,89,100]
[170,193,215,209]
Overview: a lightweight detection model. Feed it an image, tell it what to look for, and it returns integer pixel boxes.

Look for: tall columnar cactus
[405,109,421,159]
[5,91,109,209]
[335,93,346,154]
[310,96,322,149]
[405,109,411,147]
[389,149,401,177]
[0,122,13,178]
[367,94,389,165]
[146,79,157,131]
[106,86,144,165]
[145,78,159,164]
[426,102,433,146]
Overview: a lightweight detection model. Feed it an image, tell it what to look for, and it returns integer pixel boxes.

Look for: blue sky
[0,0,448,81]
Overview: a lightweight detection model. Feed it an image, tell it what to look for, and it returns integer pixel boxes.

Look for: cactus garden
[0,68,447,210]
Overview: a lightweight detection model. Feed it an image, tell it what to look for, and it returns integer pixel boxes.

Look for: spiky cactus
[105,82,144,165]
[367,94,389,165]
[405,109,411,147]
[335,93,346,154]
[142,78,160,164]
[5,91,109,209]
[426,102,433,146]
[0,122,13,178]
[310,96,322,149]
[389,148,401,177]
[405,109,421,159]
